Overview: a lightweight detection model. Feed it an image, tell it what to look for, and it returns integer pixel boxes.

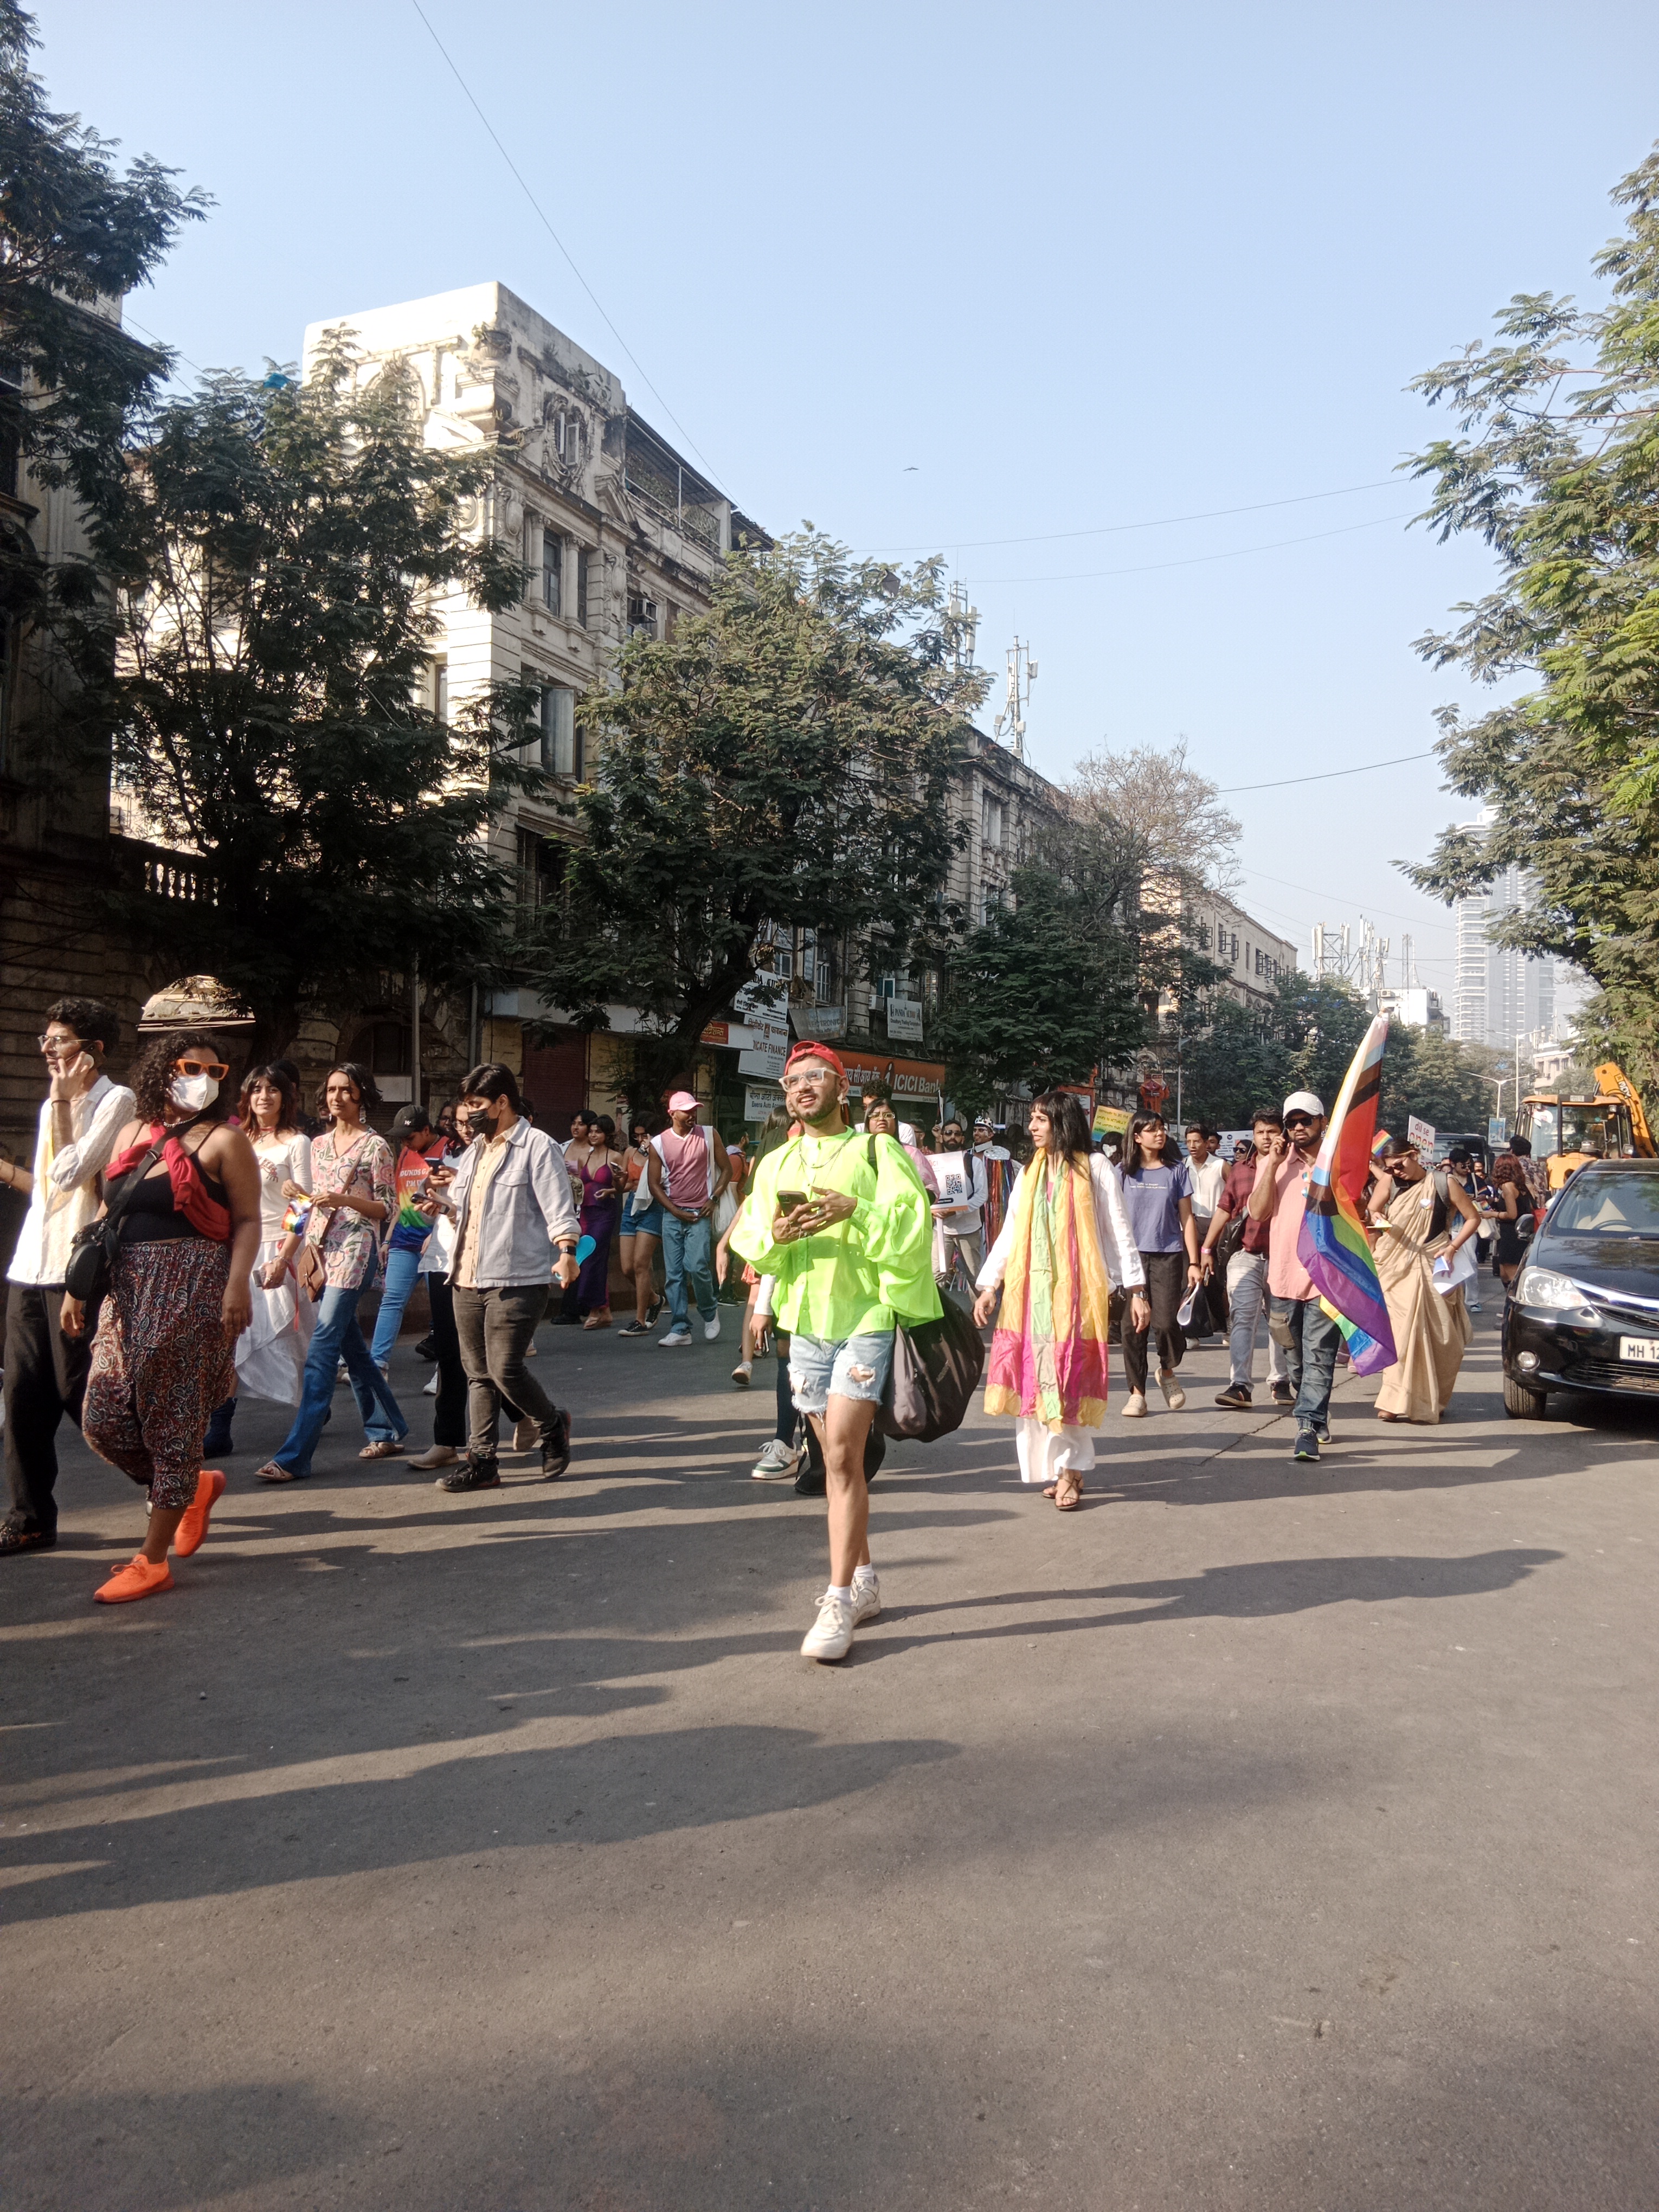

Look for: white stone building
[1197,891,1298,1010]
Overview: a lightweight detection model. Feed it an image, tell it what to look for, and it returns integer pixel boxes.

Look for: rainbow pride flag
[1296,1014,1396,1377]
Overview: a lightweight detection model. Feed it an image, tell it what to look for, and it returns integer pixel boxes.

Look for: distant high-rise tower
[1449,822,1554,1047]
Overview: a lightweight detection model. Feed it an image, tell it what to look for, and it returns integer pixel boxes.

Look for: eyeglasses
[38,1033,82,1052]
[781,1070,828,1088]
[174,1057,229,1081]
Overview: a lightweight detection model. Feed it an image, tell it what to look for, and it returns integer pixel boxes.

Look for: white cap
[1282,1090,1324,1119]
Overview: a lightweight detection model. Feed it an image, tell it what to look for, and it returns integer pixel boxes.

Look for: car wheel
[1502,1373,1549,1419]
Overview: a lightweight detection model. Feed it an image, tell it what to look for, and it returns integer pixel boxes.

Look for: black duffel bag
[878,1295,986,1443]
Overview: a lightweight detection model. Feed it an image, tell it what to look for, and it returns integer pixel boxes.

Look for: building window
[982,793,1006,850]
[540,686,579,777]
[428,655,448,724]
[576,546,589,627]
[363,1021,409,1078]
[627,593,657,639]
[516,826,564,909]
[542,530,562,615]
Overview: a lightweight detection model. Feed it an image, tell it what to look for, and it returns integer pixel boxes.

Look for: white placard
[885,998,923,1041]
[1407,1115,1436,1153]
[932,1148,970,1206]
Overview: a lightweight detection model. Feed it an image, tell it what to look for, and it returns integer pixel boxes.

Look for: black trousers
[4,1280,99,1536]
[1121,1250,1189,1394]
[423,1272,470,1451]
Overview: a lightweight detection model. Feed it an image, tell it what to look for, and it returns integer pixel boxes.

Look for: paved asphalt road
[3,1295,1657,2212]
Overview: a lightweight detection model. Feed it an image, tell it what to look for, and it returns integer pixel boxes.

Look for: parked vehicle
[1502,1159,1659,1417]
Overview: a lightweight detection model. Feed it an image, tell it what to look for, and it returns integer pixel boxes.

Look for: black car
[1502,1158,1659,1417]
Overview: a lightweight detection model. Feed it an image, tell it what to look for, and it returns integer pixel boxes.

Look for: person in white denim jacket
[435,1062,581,1492]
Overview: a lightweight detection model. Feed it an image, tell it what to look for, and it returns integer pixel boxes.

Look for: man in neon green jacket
[732,1042,939,1663]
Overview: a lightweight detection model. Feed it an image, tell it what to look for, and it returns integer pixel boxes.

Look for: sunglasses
[1284,1115,1315,1129]
[175,1057,229,1080]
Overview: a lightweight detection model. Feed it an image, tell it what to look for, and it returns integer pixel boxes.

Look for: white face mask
[171,1071,219,1113]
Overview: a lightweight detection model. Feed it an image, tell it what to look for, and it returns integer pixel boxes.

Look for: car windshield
[1547,1171,1659,1237]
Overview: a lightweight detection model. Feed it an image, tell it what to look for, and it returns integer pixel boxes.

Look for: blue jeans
[271,1283,407,1476]
[1269,1294,1340,1432]
[362,1248,425,1443]
[661,1213,715,1328]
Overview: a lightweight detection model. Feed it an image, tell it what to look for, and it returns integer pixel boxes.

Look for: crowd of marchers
[0,1004,1527,1664]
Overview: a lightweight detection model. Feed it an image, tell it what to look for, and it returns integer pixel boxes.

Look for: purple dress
[575,1153,619,1314]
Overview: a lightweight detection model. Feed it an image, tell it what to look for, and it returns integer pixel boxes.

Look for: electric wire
[975,509,1413,587]
[407,0,725,491]
[1217,749,1435,794]
[858,476,1404,557]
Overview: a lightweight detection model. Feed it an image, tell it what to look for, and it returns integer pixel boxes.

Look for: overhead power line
[976,509,1413,587]
[1217,749,1436,794]
[408,0,724,491]
[859,475,1403,557]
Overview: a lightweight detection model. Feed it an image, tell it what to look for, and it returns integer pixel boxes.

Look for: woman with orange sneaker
[63,1029,261,1603]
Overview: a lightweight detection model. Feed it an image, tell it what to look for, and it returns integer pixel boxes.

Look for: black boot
[203,1397,236,1457]
[436,1453,500,1492]
[542,1409,571,1480]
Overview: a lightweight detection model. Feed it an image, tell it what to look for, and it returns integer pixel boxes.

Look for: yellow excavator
[1512,1061,1657,1190]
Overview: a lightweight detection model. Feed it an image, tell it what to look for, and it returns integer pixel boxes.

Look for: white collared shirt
[8,1074,138,1287]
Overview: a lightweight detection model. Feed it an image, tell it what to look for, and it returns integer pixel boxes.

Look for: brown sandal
[255,1461,301,1484]
[1054,1471,1084,1512]
[358,1440,405,1459]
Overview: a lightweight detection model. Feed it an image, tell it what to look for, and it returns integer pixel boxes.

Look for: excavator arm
[1595,1063,1657,1158]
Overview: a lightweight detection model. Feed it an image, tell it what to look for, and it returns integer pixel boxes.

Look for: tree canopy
[0,0,205,630]
[518,533,981,1099]
[1405,142,1659,1102]
[68,333,538,1054]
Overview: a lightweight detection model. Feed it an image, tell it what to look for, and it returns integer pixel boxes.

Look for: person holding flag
[1248,1089,1343,1462]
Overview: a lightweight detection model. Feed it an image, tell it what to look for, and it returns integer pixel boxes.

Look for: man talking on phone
[1248,1089,1339,1463]
[2,1000,134,1557]
[731,1041,937,1662]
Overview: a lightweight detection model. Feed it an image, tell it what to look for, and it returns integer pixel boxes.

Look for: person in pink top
[645,1090,731,1347]
[1246,1088,1339,1464]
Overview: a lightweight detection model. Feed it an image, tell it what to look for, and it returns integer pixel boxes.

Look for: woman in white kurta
[973,1091,1149,1506]
[233,1065,314,1405]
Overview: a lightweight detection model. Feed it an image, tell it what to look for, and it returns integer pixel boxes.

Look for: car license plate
[1619,1335,1659,1364]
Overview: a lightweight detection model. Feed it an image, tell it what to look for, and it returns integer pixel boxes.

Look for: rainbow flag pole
[1296,1015,1396,1377]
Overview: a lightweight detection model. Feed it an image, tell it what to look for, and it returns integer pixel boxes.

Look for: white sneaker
[852,1571,880,1625]
[703,1314,722,1342]
[659,1327,692,1347]
[423,1373,439,1397]
[750,1438,800,1481]
[801,1589,855,1662]
[1158,1368,1187,1411]
[1121,1390,1147,1418]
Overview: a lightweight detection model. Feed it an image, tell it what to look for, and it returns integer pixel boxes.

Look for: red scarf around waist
[106,1122,233,1243]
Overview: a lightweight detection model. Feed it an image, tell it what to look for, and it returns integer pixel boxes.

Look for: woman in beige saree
[1366,1137,1483,1423]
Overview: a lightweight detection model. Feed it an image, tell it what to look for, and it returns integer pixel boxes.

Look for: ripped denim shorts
[788,1329,895,1414]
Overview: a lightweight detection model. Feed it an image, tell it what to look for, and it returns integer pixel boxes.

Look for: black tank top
[106,1154,230,1244]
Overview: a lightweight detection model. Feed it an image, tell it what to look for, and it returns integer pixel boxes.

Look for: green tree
[1381,1027,1506,1137]
[930,863,1143,1117]
[69,334,537,1056]
[0,0,206,632]
[519,534,981,1102]
[1405,143,1659,1106]
[1182,975,1372,1129]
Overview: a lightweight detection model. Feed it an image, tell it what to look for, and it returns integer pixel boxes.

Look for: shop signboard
[745,1084,784,1122]
[841,1053,947,1105]
[884,998,924,1042]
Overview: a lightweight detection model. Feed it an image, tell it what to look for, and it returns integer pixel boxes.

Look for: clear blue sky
[40,0,1659,1008]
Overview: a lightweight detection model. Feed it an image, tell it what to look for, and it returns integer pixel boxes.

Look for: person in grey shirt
[426,1062,580,1493]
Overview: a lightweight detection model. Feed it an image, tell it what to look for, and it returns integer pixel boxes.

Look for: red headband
[784,1039,847,1079]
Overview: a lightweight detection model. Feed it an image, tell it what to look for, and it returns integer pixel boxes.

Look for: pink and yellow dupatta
[984,1154,1115,1431]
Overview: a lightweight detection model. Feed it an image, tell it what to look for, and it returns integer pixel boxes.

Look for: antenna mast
[993,636,1037,759]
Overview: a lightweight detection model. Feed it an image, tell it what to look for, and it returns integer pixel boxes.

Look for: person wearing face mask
[255,1062,405,1483]
[63,1031,262,1602]
[1,999,137,1558]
